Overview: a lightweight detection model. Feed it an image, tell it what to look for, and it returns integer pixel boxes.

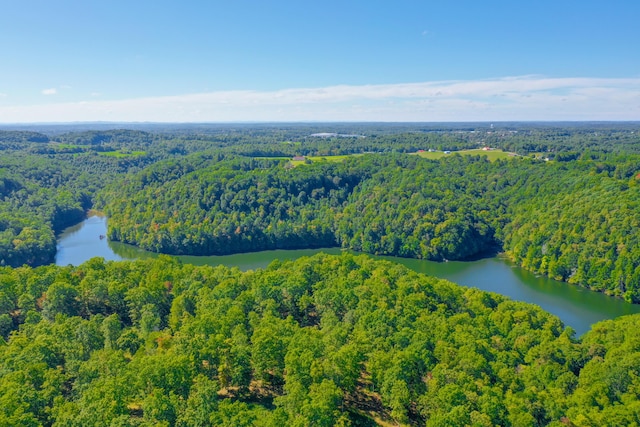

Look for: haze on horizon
[1,1,639,123]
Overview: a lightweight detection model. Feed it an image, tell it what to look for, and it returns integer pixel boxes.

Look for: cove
[56,215,640,336]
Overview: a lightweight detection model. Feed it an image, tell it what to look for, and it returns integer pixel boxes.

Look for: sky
[1,0,639,123]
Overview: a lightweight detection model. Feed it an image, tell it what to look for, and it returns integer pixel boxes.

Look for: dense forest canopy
[0,148,158,267]
[1,122,640,292]
[1,122,640,424]
[1,254,640,426]
[100,151,640,302]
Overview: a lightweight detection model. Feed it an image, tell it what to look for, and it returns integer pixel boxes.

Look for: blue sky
[1,0,639,122]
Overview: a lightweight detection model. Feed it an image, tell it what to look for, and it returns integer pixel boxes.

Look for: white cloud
[42,88,57,95]
[3,76,639,122]
[0,93,6,97]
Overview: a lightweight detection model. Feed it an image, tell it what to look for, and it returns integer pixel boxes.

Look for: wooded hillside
[101,153,640,302]
[1,254,638,426]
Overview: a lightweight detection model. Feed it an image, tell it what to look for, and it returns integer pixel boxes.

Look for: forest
[100,152,640,302]
[1,254,639,426]
[1,122,640,425]
[2,123,640,297]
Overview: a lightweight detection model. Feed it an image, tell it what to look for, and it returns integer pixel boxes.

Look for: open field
[97,150,147,158]
[256,150,514,167]
[291,154,362,166]
[413,148,515,161]
[297,150,513,165]
[253,155,361,167]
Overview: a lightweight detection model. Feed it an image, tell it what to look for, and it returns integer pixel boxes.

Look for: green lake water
[56,215,640,336]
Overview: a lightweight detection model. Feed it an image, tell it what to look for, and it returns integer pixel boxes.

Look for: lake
[56,215,640,336]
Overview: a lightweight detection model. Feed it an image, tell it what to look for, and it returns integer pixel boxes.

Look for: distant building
[309,132,365,138]
[292,156,306,161]
[309,133,338,138]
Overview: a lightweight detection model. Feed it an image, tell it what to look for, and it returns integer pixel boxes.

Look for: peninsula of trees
[1,123,639,297]
[100,152,640,302]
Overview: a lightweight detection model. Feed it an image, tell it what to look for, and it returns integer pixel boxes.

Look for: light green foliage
[0,254,637,425]
[98,150,146,158]
[414,148,513,161]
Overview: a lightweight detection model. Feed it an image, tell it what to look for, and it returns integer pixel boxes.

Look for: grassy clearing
[308,155,357,162]
[256,150,515,168]
[291,154,363,167]
[98,150,146,158]
[256,154,361,167]
[414,148,514,161]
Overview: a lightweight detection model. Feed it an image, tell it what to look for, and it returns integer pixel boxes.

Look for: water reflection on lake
[56,215,640,336]
[55,214,126,264]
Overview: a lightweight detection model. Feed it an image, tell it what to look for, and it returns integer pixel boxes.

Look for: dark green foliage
[0,156,89,266]
[101,156,366,255]
[53,129,154,147]
[0,130,49,145]
[4,122,639,298]
[0,134,186,267]
[103,152,640,300]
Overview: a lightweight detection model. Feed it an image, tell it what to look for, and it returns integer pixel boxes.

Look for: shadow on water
[56,215,640,337]
[109,239,344,271]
